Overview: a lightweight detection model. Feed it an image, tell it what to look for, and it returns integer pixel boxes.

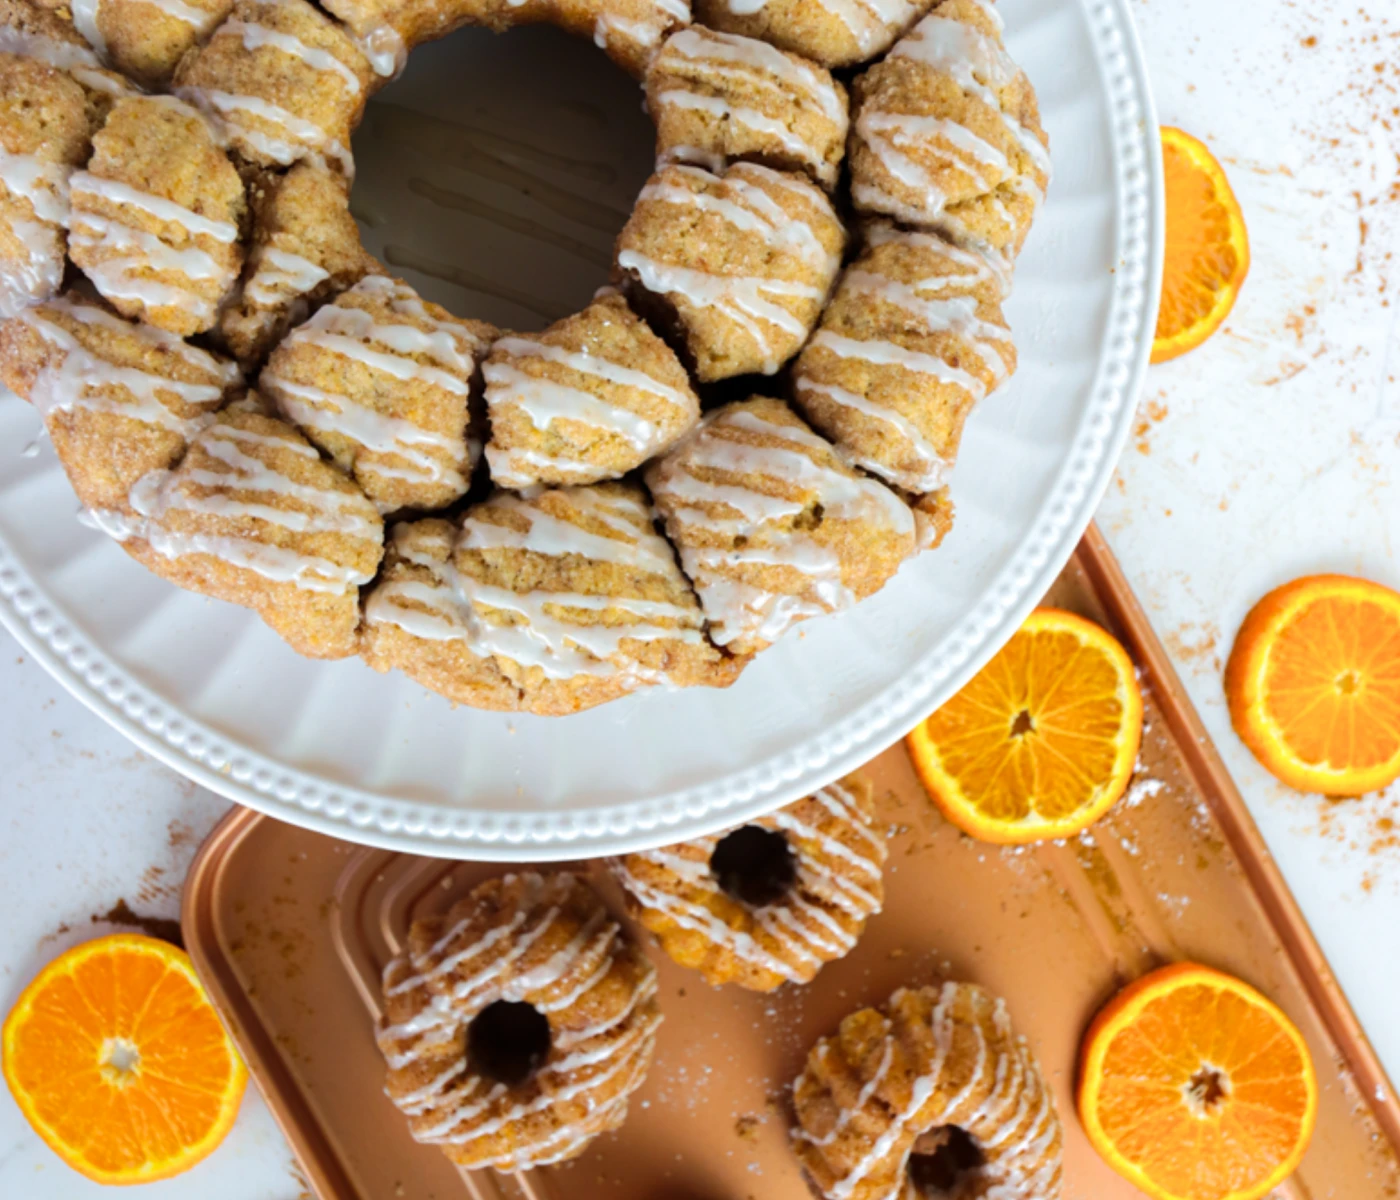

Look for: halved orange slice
[906,608,1142,843]
[2,933,247,1184]
[1225,574,1400,796]
[1079,962,1318,1200]
[1152,127,1250,364]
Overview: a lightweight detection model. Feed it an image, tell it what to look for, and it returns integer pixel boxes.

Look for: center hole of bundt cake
[351,26,655,329]
[711,826,797,907]
[907,1126,987,1196]
[467,1000,552,1087]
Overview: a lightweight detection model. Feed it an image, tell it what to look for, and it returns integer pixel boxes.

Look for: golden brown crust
[694,0,927,67]
[85,0,236,87]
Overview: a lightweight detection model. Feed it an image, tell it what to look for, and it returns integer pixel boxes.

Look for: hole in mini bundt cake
[467,1000,552,1086]
[907,1125,986,1197]
[711,825,796,907]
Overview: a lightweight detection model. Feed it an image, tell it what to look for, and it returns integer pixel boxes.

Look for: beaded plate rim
[0,0,1163,860]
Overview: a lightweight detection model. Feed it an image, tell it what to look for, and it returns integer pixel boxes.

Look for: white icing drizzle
[243,245,329,307]
[216,15,363,95]
[483,332,696,488]
[366,489,703,684]
[261,276,480,499]
[0,149,72,317]
[176,86,355,178]
[650,406,912,647]
[795,982,1063,1200]
[70,0,107,58]
[652,28,847,184]
[720,0,917,56]
[378,873,661,1170]
[18,297,236,435]
[92,422,379,594]
[68,170,239,322]
[615,780,883,985]
[852,7,1050,248]
[355,23,405,78]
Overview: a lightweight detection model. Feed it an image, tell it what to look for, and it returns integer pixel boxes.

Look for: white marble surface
[0,0,1397,1192]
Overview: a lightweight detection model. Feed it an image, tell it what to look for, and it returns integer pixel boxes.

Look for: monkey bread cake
[792,981,1064,1199]
[379,871,662,1170]
[0,0,1049,715]
[613,772,886,991]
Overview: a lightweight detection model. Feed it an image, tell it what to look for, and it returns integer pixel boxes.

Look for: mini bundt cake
[646,396,916,655]
[792,981,1064,1200]
[174,0,371,178]
[694,0,925,68]
[0,292,241,511]
[219,162,376,366]
[106,398,384,658]
[0,51,91,318]
[792,222,1014,548]
[615,160,843,380]
[68,95,246,337]
[361,482,746,714]
[646,26,848,189]
[68,0,234,87]
[848,0,1050,261]
[379,871,662,1170]
[482,290,700,490]
[613,773,885,991]
[260,273,495,513]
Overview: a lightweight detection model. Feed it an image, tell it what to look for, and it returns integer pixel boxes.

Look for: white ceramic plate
[0,0,1162,859]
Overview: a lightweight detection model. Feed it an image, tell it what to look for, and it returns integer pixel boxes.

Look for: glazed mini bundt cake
[792,222,1014,549]
[792,981,1063,1199]
[613,773,886,991]
[260,273,495,514]
[379,871,662,1171]
[0,51,91,318]
[361,481,746,714]
[482,290,700,489]
[68,94,246,337]
[615,160,844,380]
[646,26,849,189]
[0,0,1049,714]
[848,0,1050,262]
[646,396,915,655]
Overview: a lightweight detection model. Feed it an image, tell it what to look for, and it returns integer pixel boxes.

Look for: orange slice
[1078,962,1318,1200]
[906,608,1142,844]
[2,933,247,1184]
[1152,127,1250,364]
[1225,574,1400,796]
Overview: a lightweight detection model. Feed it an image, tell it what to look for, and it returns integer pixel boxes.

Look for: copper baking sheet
[182,525,1400,1199]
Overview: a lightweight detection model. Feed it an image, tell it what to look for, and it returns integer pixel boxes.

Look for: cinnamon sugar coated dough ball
[849,0,1050,260]
[174,0,371,178]
[69,0,234,87]
[792,223,1014,547]
[483,291,700,489]
[361,482,746,714]
[646,396,916,655]
[614,774,886,990]
[615,161,844,381]
[694,0,927,67]
[220,163,375,366]
[791,982,1063,1199]
[0,293,240,511]
[0,52,90,317]
[114,400,384,659]
[646,27,847,188]
[68,95,246,336]
[379,872,662,1170]
[0,0,133,108]
[260,274,495,514]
